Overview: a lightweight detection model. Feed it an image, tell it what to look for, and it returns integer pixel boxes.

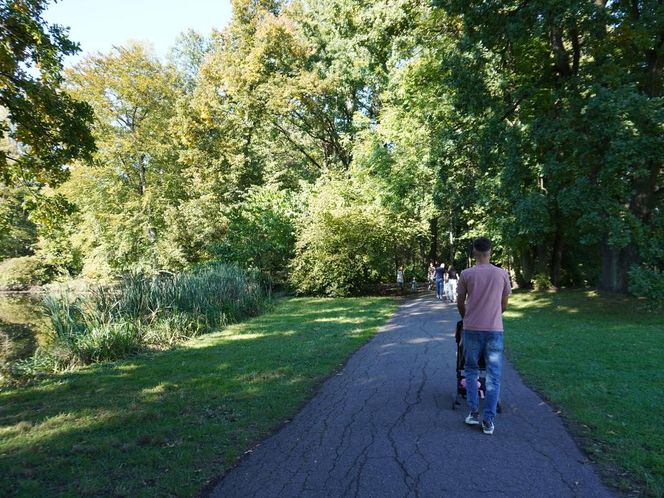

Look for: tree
[420,0,664,290]
[214,184,297,280]
[61,43,189,274]
[167,29,211,93]
[0,0,94,186]
[0,184,37,259]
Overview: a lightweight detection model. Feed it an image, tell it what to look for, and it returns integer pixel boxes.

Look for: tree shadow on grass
[0,297,396,497]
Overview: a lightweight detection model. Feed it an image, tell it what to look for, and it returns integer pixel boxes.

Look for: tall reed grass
[10,264,270,379]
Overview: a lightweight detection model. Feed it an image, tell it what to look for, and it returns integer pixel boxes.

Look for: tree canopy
[1,0,662,297]
[0,0,95,186]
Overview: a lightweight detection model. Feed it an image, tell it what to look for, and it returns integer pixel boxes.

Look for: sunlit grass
[0,296,396,497]
[505,290,663,496]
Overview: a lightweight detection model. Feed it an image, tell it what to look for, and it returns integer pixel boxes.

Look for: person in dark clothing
[447,266,458,302]
[434,263,446,300]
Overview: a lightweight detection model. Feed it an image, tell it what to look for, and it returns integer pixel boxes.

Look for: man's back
[457,263,511,332]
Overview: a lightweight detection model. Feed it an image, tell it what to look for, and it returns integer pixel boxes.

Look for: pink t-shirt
[457,263,511,332]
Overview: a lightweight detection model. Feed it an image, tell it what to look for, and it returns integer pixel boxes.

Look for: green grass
[0,297,396,497]
[504,290,663,497]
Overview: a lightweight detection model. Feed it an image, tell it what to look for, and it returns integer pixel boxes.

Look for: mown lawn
[0,297,396,497]
[504,290,663,497]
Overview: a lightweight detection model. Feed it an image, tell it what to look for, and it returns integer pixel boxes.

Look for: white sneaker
[465,411,480,425]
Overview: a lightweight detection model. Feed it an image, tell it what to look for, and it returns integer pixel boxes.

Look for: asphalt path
[208,295,614,498]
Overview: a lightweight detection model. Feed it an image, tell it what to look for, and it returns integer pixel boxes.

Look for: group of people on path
[427,261,458,302]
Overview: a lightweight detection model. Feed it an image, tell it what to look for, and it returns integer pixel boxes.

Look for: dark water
[0,293,52,369]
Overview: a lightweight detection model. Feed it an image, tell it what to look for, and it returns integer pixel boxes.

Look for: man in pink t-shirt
[457,237,511,435]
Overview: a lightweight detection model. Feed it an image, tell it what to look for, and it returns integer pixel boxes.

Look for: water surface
[0,293,52,368]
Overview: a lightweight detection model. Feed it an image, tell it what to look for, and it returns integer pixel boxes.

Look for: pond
[0,293,52,370]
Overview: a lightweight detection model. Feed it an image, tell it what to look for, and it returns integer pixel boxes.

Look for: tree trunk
[513,247,535,288]
[599,157,660,292]
[551,227,563,287]
[535,243,548,274]
[599,238,639,293]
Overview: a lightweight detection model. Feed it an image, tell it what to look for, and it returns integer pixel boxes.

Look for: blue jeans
[463,330,503,423]
[435,278,443,296]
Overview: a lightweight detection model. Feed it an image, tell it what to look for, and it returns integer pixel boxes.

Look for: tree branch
[270,118,323,171]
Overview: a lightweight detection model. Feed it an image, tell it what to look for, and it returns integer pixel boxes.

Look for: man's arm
[501,271,511,312]
[457,273,466,318]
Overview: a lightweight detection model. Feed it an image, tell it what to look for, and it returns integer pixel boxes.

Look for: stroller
[451,320,502,412]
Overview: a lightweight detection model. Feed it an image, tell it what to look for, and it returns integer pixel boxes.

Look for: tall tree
[63,43,189,273]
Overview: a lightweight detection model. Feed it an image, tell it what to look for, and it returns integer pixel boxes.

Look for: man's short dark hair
[473,237,492,253]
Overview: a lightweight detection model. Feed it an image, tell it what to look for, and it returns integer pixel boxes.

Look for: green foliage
[62,43,191,275]
[0,184,37,259]
[628,266,664,310]
[289,174,406,296]
[531,273,553,291]
[0,256,48,290]
[29,190,82,276]
[0,0,95,186]
[167,29,211,92]
[426,0,664,290]
[6,0,661,297]
[215,184,297,280]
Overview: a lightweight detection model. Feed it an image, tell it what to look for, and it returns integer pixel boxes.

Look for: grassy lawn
[0,297,396,497]
[504,290,663,497]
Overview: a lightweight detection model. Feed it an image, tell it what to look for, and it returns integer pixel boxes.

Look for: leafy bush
[213,185,297,282]
[532,273,553,291]
[290,209,394,296]
[289,176,403,296]
[628,266,664,309]
[0,256,49,290]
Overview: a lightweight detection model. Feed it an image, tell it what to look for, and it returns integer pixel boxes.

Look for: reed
[11,263,270,378]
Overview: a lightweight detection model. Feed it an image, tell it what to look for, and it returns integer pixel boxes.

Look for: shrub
[628,266,664,309]
[290,208,395,296]
[0,256,49,290]
[532,273,553,291]
[214,185,297,282]
[289,174,411,296]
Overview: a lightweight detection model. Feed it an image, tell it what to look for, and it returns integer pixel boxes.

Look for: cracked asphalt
[208,295,614,498]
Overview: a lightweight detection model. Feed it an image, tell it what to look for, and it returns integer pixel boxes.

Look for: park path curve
[208,295,614,498]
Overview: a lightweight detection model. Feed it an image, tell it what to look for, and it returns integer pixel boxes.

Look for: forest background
[1,0,663,299]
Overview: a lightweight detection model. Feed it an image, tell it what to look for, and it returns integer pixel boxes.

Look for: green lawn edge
[0,296,397,497]
[504,290,663,497]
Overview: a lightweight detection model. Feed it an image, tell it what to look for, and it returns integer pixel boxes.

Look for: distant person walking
[427,262,436,291]
[457,237,511,435]
[447,266,458,303]
[434,262,445,300]
[396,266,404,293]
